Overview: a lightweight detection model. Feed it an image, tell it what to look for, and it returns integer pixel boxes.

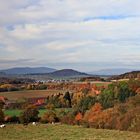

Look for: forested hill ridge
[110,71,140,80]
[46,69,89,77]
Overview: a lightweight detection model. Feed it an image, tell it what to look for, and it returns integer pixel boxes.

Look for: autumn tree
[75,96,96,113]
[41,111,58,123]
[84,103,103,123]
[19,105,39,124]
[99,81,136,109]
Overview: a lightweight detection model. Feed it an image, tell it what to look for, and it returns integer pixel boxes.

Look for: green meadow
[0,124,140,140]
[4,108,72,117]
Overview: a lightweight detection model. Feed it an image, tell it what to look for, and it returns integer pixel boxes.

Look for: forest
[0,79,140,132]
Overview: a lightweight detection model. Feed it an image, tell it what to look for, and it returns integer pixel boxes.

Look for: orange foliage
[75,112,82,121]
[91,103,103,112]
[84,103,103,123]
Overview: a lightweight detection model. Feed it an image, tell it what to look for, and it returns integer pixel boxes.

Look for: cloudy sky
[0,0,140,71]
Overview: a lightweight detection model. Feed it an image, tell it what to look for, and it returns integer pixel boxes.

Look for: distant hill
[47,69,89,78]
[110,71,140,80]
[0,72,6,75]
[0,67,57,75]
[90,68,136,75]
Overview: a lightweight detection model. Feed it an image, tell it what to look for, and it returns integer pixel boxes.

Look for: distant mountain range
[1,67,139,80]
[0,67,56,75]
[90,68,137,75]
[0,67,90,79]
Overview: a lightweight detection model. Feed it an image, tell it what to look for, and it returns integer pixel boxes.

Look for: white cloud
[0,0,140,70]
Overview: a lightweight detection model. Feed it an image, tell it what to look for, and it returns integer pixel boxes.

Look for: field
[0,90,66,100]
[0,124,140,140]
[0,82,110,101]
[4,108,72,117]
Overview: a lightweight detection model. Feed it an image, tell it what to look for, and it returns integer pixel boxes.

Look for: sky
[0,0,140,72]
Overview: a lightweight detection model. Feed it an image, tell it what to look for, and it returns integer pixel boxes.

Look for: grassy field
[74,81,111,87]
[0,124,140,140]
[93,83,109,87]
[4,109,21,116]
[0,90,66,100]
[4,108,72,117]
[4,109,48,117]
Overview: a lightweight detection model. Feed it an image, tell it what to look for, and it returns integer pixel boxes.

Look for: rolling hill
[47,69,89,78]
[110,71,140,80]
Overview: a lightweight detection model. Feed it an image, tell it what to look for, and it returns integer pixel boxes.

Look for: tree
[84,103,103,124]
[99,81,136,109]
[99,89,114,109]
[47,95,62,108]
[19,105,39,124]
[0,109,4,124]
[76,96,96,113]
[117,82,136,102]
[64,91,72,107]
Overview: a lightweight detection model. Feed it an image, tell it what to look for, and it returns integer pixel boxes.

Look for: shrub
[19,105,39,124]
[60,112,75,125]
[41,111,59,123]
[5,116,19,123]
[129,113,140,132]
[75,112,83,125]
[117,107,140,132]
[57,109,68,118]
[45,103,55,110]
[81,121,90,128]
